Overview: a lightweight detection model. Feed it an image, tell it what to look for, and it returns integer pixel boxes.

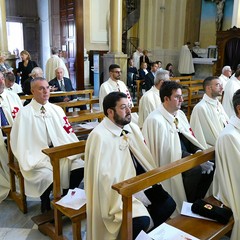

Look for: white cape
[85,117,157,240]
[213,116,240,240]
[222,77,240,118]
[142,104,204,213]
[10,99,84,197]
[190,94,229,148]
[99,77,139,124]
[138,86,161,128]
[0,90,22,203]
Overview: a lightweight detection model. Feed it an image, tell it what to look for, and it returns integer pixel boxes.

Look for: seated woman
[165,63,174,77]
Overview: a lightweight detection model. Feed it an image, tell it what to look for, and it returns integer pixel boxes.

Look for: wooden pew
[2,126,27,214]
[170,75,193,82]
[112,147,234,240]
[20,89,94,100]
[33,141,87,240]
[135,79,145,105]
[186,85,204,119]
[55,98,99,113]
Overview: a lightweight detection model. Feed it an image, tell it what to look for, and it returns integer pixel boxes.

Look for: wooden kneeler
[2,126,27,214]
[33,141,87,240]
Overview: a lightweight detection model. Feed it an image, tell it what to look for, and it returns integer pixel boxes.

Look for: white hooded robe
[142,104,204,213]
[190,94,229,149]
[0,90,22,203]
[213,116,240,240]
[10,99,84,197]
[85,117,157,240]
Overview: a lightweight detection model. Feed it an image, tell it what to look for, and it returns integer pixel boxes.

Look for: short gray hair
[154,70,170,85]
[222,65,231,74]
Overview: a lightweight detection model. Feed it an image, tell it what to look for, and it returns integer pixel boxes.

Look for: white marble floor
[0,197,86,240]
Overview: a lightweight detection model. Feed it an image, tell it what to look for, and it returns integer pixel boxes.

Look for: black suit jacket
[49,77,74,102]
[144,72,155,91]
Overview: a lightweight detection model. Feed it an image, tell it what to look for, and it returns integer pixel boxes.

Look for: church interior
[0,0,239,239]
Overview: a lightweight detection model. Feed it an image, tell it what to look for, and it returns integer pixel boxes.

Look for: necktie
[40,106,52,146]
[40,106,46,115]
[0,106,9,126]
[60,80,65,91]
[174,117,179,129]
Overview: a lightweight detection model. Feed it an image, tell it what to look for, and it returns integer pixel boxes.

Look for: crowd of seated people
[1,45,240,240]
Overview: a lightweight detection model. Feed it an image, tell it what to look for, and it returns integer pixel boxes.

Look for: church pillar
[0,0,9,54]
[37,0,51,74]
[232,0,240,28]
[103,0,127,85]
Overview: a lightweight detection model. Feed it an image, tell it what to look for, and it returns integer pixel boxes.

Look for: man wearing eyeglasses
[85,91,176,240]
[142,81,214,212]
[0,71,22,203]
[99,64,133,111]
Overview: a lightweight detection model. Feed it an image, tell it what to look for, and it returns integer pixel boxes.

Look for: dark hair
[165,63,173,70]
[235,69,240,78]
[109,64,120,72]
[4,72,15,82]
[151,62,158,68]
[103,92,127,116]
[51,47,59,55]
[233,89,240,115]
[160,81,182,102]
[203,76,219,91]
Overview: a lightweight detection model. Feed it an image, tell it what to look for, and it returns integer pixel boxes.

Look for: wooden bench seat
[32,141,86,240]
[2,126,27,214]
[112,147,234,240]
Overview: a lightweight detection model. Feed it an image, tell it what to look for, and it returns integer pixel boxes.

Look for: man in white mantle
[0,72,22,203]
[213,89,240,240]
[99,64,138,123]
[138,70,170,128]
[85,92,176,240]
[190,76,229,149]
[10,77,84,213]
[142,81,214,212]
[222,69,240,118]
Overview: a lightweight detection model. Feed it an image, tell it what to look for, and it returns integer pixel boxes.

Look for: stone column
[109,0,122,53]
[103,0,127,84]
[232,0,240,28]
[0,0,9,54]
[37,0,51,74]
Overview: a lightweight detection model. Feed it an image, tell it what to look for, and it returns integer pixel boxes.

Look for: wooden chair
[33,141,87,240]
[135,79,145,105]
[186,85,204,119]
[2,126,27,213]
[112,147,234,240]
[170,75,193,82]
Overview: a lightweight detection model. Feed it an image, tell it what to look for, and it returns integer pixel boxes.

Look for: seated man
[222,69,240,118]
[0,72,22,203]
[4,72,22,94]
[138,70,170,128]
[142,81,214,210]
[85,92,176,239]
[213,89,240,240]
[49,67,87,110]
[144,62,158,91]
[10,77,84,213]
[190,76,229,148]
[48,67,75,103]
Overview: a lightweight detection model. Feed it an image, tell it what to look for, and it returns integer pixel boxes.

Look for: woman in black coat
[17,50,38,88]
